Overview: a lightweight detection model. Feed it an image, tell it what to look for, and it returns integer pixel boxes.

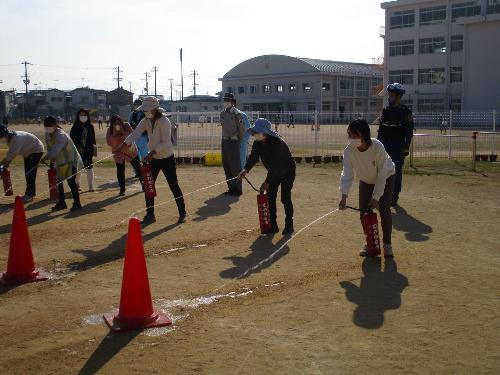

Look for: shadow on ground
[393,206,433,242]
[193,193,239,222]
[220,234,290,279]
[340,258,408,329]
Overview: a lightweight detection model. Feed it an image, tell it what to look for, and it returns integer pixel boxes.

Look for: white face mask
[144,111,154,119]
[45,127,56,135]
[254,133,266,142]
[348,138,362,147]
[223,102,232,109]
[114,125,122,132]
[79,115,88,123]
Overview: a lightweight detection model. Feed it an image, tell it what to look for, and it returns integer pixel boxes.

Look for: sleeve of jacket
[244,141,260,172]
[69,125,78,146]
[125,119,146,145]
[152,117,172,153]
[402,108,414,150]
[264,138,286,185]
[339,147,355,196]
[106,128,112,147]
[89,124,96,146]
[236,112,245,140]
[46,132,68,160]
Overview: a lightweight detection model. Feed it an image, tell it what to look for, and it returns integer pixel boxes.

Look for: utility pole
[190,70,199,96]
[21,61,31,95]
[114,66,123,88]
[180,48,184,100]
[143,72,150,95]
[152,66,159,97]
[168,78,174,101]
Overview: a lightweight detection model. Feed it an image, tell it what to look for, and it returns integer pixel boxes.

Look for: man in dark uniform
[378,83,414,207]
[220,92,244,195]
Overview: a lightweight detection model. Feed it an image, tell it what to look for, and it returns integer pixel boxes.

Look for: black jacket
[377,104,414,160]
[244,136,295,185]
[70,121,96,159]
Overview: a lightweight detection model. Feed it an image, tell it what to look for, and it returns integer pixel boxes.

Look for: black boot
[282,220,294,235]
[51,201,68,211]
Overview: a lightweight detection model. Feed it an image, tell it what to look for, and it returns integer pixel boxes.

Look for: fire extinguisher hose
[243,177,261,193]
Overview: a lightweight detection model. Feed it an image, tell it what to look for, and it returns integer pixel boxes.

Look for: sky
[0,0,385,99]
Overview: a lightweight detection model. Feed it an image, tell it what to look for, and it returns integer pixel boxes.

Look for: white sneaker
[359,245,368,257]
[384,244,394,258]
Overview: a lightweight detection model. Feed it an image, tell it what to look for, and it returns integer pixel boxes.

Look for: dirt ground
[0,133,499,374]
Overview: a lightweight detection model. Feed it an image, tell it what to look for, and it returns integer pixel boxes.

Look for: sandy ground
[0,135,499,374]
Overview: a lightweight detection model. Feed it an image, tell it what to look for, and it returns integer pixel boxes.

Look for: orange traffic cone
[1,196,49,285]
[103,217,172,332]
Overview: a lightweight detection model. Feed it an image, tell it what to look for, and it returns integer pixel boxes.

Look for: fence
[172,111,499,166]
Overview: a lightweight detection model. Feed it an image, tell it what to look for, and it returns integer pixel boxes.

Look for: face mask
[45,127,56,135]
[348,138,362,147]
[114,125,121,132]
[254,133,266,142]
[79,115,88,123]
[223,102,232,109]
[144,111,154,119]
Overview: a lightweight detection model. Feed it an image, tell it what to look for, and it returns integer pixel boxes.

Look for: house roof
[297,58,382,76]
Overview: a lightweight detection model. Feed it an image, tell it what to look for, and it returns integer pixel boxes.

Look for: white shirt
[6,131,44,161]
[125,115,174,159]
[340,139,395,200]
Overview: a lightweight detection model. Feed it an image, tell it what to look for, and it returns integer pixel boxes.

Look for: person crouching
[338,119,396,257]
[238,118,296,235]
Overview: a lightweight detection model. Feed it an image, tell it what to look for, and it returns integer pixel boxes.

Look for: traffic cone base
[103,309,172,332]
[0,268,49,286]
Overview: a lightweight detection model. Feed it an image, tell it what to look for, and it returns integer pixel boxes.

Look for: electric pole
[114,66,123,88]
[180,48,184,100]
[190,70,199,97]
[152,66,159,97]
[168,78,174,101]
[143,72,150,95]
[21,61,31,95]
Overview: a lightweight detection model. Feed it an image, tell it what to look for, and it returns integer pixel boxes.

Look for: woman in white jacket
[338,119,396,257]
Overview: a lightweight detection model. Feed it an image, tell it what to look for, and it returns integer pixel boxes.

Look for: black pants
[58,167,80,205]
[116,157,142,191]
[221,139,242,193]
[146,156,185,215]
[267,169,295,225]
[24,152,43,197]
[392,157,404,203]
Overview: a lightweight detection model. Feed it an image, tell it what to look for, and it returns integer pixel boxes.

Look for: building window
[450,67,463,83]
[275,84,284,93]
[451,35,464,51]
[322,102,331,111]
[401,99,413,111]
[418,98,445,112]
[243,105,250,111]
[322,83,331,91]
[371,77,383,87]
[288,103,297,111]
[488,0,500,14]
[340,78,353,96]
[355,79,369,97]
[81,96,89,103]
[389,70,414,85]
[420,6,447,25]
[249,85,257,94]
[390,10,415,29]
[302,83,312,92]
[213,106,219,110]
[452,2,481,22]
[262,84,271,93]
[389,40,414,56]
[226,87,234,94]
[238,86,245,95]
[451,98,462,112]
[307,103,316,111]
[202,106,208,110]
[419,37,446,54]
[419,68,446,84]
[288,83,297,92]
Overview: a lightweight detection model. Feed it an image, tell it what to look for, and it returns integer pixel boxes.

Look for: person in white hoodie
[338,119,396,258]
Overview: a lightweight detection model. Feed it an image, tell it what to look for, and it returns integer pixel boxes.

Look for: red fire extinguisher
[140,162,156,199]
[245,177,272,234]
[347,206,381,257]
[0,166,13,196]
[47,167,59,199]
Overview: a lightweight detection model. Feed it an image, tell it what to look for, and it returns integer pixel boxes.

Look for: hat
[223,92,235,102]
[44,116,57,127]
[247,118,280,138]
[387,83,405,95]
[136,96,159,111]
[133,98,142,106]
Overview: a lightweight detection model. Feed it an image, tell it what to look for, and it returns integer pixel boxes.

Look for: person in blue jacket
[128,98,149,162]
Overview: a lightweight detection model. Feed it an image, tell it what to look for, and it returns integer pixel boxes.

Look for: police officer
[377,83,414,207]
[221,92,245,195]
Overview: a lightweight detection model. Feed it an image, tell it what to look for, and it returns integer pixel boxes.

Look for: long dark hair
[109,115,124,135]
[75,108,91,125]
[348,119,372,146]
[44,116,62,129]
